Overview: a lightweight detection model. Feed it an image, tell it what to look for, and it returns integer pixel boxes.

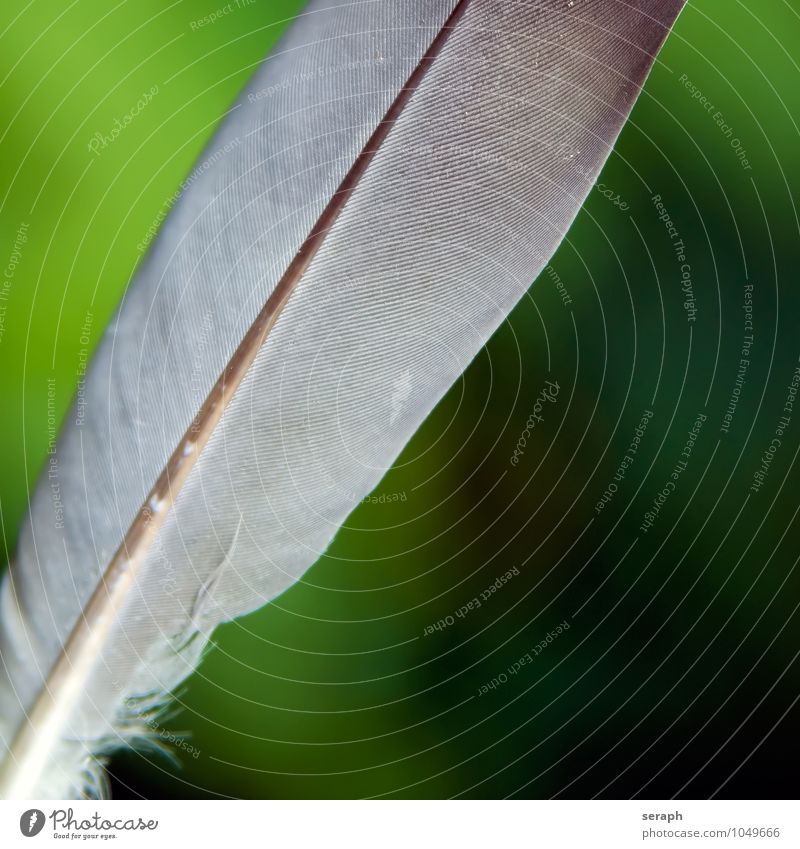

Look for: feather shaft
[0,0,472,801]
[0,0,687,798]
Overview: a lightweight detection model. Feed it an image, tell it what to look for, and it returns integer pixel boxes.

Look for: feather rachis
[0,0,472,799]
[0,0,686,798]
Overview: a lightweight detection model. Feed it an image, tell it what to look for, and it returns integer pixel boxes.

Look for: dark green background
[1,1,798,798]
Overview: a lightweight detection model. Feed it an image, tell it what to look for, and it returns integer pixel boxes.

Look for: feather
[0,0,686,799]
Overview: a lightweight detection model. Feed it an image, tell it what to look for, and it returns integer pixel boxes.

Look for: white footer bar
[1,799,796,847]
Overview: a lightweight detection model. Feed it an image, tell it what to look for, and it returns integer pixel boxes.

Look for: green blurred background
[1,1,799,798]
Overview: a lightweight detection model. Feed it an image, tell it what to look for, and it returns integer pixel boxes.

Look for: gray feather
[0,0,685,798]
